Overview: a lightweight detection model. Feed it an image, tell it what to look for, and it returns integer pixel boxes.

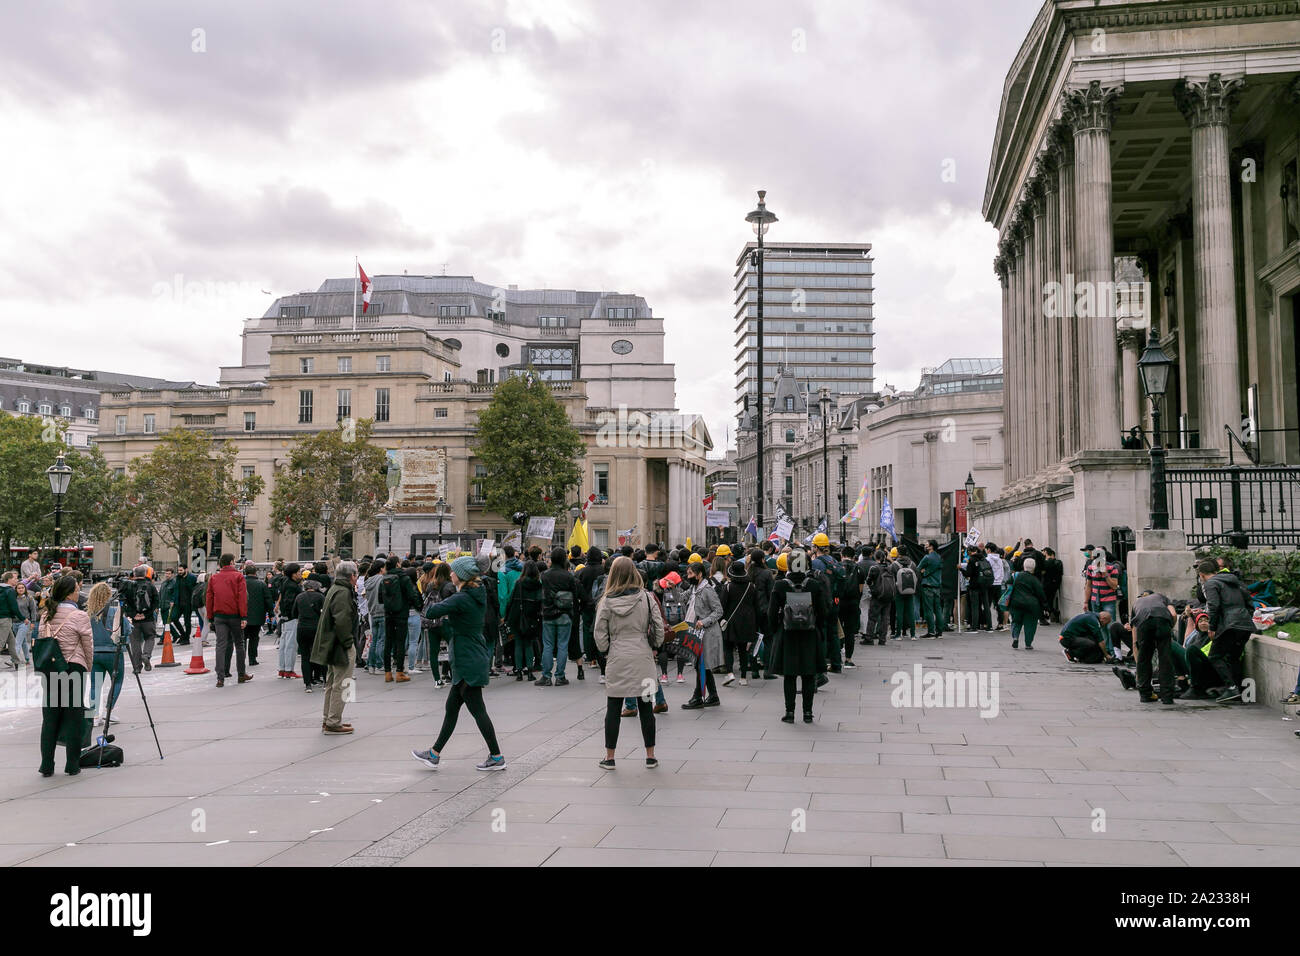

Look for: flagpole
[353,256,358,331]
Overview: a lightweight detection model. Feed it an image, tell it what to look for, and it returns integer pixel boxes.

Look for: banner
[802,516,828,545]
[617,525,636,546]
[503,529,522,549]
[772,518,793,542]
[705,509,731,528]
[478,538,494,558]
[841,474,870,523]
[955,489,968,534]
[880,496,897,543]
[965,527,981,548]
[525,516,555,541]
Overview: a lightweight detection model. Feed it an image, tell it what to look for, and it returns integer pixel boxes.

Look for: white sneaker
[598,675,606,684]
[723,673,736,686]
[408,667,423,674]
[738,678,749,686]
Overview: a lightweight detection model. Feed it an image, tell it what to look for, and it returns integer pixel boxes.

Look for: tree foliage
[118,428,264,564]
[268,418,388,553]
[471,373,585,520]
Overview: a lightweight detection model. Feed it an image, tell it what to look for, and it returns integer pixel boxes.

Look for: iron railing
[1166,465,1300,547]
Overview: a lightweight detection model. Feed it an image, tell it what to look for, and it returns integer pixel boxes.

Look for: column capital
[1174,73,1244,128]
[1037,152,1060,194]
[1028,174,1048,215]
[1062,80,1124,134]
[1047,119,1075,166]
[1117,327,1145,352]
[994,255,1009,285]
[1163,206,1193,243]
[1016,199,1036,237]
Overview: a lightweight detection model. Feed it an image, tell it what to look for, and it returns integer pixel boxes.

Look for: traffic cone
[157,628,180,668]
[183,622,209,675]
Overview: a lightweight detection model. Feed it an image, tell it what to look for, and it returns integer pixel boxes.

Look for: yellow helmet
[1004,546,1014,554]
[889,547,898,559]
[813,532,830,548]
[1014,550,1023,557]
[687,553,704,565]
[716,544,732,557]
[776,553,789,572]
[575,563,585,573]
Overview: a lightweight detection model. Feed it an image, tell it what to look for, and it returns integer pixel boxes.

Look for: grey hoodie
[1203,571,1254,635]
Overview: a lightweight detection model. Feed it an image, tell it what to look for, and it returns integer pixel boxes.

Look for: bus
[7,545,94,575]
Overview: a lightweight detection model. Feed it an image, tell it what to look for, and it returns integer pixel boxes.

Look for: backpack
[591,573,607,606]
[380,573,405,615]
[192,579,206,607]
[896,566,917,596]
[552,581,574,612]
[977,558,994,590]
[871,565,896,600]
[662,585,688,626]
[782,581,817,631]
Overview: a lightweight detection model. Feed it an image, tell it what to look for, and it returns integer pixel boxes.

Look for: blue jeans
[407,610,423,666]
[541,615,572,678]
[624,688,666,708]
[89,647,125,716]
[367,613,386,670]
[1089,600,1118,651]
[15,621,32,663]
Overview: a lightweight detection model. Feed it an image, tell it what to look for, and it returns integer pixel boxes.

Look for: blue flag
[880,496,897,543]
[745,514,759,540]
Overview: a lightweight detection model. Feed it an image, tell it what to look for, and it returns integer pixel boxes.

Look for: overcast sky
[0,0,1042,452]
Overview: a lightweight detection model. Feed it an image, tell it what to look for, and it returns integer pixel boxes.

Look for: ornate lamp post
[964,471,976,535]
[46,454,72,549]
[320,502,332,558]
[1137,328,1174,530]
[237,499,251,562]
[745,190,777,537]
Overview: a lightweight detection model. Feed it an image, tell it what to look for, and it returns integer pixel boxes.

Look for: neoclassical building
[978,0,1300,614]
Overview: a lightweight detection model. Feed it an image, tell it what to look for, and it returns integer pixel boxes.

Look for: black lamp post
[745,190,777,537]
[1137,327,1173,530]
[964,471,975,537]
[320,501,332,558]
[436,497,448,545]
[264,537,271,561]
[818,387,830,530]
[46,454,72,549]
[237,499,250,562]
[839,452,847,543]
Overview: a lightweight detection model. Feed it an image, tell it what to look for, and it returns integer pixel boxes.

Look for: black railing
[1166,465,1300,547]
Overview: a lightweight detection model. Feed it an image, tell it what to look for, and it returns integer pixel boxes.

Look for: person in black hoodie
[1199,558,1256,702]
[506,560,543,681]
[576,548,607,682]
[309,561,332,590]
[294,578,327,690]
[277,563,303,679]
[744,548,776,679]
[768,548,828,723]
[537,547,578,686]
[720,560,759,685]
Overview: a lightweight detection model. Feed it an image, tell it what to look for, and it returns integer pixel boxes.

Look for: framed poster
[939,492,954,535]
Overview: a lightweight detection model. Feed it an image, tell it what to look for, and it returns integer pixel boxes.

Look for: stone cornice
[1059,1,1300,32]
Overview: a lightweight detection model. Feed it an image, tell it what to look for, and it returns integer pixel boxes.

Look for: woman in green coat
[1005,556,1047,649]
[411,556,504,773]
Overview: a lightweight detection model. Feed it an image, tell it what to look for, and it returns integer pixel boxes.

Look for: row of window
[298,388,392,423]
[739,335,874,349]
[299,355,391,374]
[736,320,871,334]
[739,290,875,305]
[742,259,875,274]
[736,305,874,319]
[739,274,873,290]
[2,399,95,419]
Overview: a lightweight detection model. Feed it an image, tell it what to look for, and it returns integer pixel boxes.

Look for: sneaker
[739,678,749,686]
[681,697,704,710]
[843,661,856,669]
[599,758,616,770]
[534,675,553,687]
[411,748,440,770]
[1216,685,1242,703]
[144,661,153,671]
[555,676,570,686]
[1062,648,1073,662]
[476,755,506,772]
[1113,666,1137,691]
[645,758,659,769]
[305,685,313,694]
[1283,693,1300,705]
[1012,639,1019,649]
[676,675,685,684]
[659,675,668,684]
[911,636,918,641]
[576,666,585,681]
[723,673,736,687]
[702,696,720,708]
[598,674,606,684]
[408,667,423,674]
[285,671,301,679]
[803,712,814,723]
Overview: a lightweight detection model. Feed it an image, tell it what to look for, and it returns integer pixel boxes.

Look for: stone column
[1176,73,1245,450]
[1118,328,1143,436]
[1030,176,1050,474]
[1052,121,1079,459]
[1006,236,1023,482]
[1064,80,1124,451]
[1010,224,1027,481]
[995,252,1012,483]
[1039,153,1062,465]
[1019,206,1038,477]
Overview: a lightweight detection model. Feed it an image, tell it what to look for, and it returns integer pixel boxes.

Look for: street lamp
[964,471,976,532]
[1137,327,1174,530]
[839,452,847,543]
[264,537,271,561]
[320,501,332,557]
[818,387,831,533]
[745,190,777,538]
[436,497,447,544]
[237,499,251,562]
[46,454,72,549]
[383,507,395,554]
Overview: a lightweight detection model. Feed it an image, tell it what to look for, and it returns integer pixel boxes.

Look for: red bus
[8,545,94,575]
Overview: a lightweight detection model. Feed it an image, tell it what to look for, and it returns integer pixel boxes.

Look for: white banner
[526,516,555,541]
[478,538,494,558]
[965,527,982,547]
[705,509,731,528]
[773,518,793,542]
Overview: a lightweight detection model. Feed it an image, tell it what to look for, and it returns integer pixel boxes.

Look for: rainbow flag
[841,474,870,523]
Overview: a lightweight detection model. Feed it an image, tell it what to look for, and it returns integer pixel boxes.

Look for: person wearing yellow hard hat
[716,544,732,557]
[889,547,898,560]
[776,553,789,573]
[768,545,826,723]
[687,553,704,566]
[812,532,830,548]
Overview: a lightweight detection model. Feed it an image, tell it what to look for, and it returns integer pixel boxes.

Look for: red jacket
[206,565,248,619]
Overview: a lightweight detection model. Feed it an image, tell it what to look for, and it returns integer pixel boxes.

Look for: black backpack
[380,573,406,615]
[782,581,816,631]
[591,573,607,605]
[977,558,994,590]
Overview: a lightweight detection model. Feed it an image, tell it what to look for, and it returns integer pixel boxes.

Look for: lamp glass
[1137,332,1173,398]
[46,458,71,496]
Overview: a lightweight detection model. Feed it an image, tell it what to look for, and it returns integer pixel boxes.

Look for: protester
[206,554,250,688]
[362,559,387,676]
[538,547,578,686]
[720,555,759,685]
[682,558,724,708]
[894,555,919,640]
[243,562,269,667]
[121,565,159,674]
[507,559,543,681]
[1005,557,1047,649]
[576,547,607,683]
[36,574,92,776]
[411,556,505,772]
[277,562,303,679]
[293,576,326,691]
[314,561,358,733]
[595,556,664,769]
[378,555,420,682]
[174,566,196,645]
[918,539,944,638]
[767,547,827,723]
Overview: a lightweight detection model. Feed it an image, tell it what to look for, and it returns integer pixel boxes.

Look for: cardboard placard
[705,509,731,528]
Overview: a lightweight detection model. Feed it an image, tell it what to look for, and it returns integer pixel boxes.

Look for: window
[594,462,609,502]
[111,540,122,567]
[471,464,487,504]
[299,390,313,423]
[84,407,96,422]
[300,357,314,374]
[16,399,29,413]
[244,411,256,432]
[538,315,567,327]
[375,388,390,422]
[143,414,155,434]
[376,355,391,372]
[38,402,52,416]
[606,307,634,319]
[337,356,352,373]
[337,531,353,560]
[59,404,71,417]
[784,397,794,411]
[337,388,351,421]
[297,530,315,561]
[973,438,992,463]
[785,453,793,468]
[242,528,254,559]
[785,476,793,495]
[592,527,610,549]
[115,416,127,435]
[785,428,795,442]
[438,305,470,317]
[280,306,307,319]
[242,465,255,479]
[443,371,452,382]
[434,408,448,418]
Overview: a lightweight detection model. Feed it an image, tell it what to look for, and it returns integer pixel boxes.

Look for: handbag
[33,618,73,674]
[719,582,753,635]
[997,573,1018,611]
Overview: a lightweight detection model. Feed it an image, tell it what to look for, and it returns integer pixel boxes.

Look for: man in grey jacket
[1199,559,1255,702]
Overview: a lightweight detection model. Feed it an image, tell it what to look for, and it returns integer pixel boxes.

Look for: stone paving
[1,624,1297,866]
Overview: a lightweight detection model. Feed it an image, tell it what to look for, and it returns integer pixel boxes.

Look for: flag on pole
[358,264,372,313]
[580,492,597,518]
[802,516,828,546]
[841,474,870,523]
[880,495,897,543]
[744,515,758,540]
[567,517,589,553]
[701,493,716,510]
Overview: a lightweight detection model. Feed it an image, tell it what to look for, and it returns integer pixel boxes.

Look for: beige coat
[594,587,665,698]
[41,603,94,670]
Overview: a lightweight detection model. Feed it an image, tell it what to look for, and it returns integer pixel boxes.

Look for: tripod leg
[133,667,164,760]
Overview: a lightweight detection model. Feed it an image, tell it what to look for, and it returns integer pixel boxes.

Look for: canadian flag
[358,264,372,313]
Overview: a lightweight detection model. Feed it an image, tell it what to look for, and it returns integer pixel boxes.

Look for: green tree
[61,443,127,550]
[268,418,388,556]
[118,428,264,565]
[0,416,64,564]
[471,372,585,520]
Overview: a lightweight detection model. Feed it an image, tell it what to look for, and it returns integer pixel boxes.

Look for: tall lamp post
[383,507,394,555]
[818,387,830,531]
[1137,328,1173,530]
[264,538,271,561]
[237,499,250,562]
[435,497,447,548]
[320,502,332,559]
[745,190,778,537]
[838,452,847,543]
[46,454,72,550]
[964,472,976,537]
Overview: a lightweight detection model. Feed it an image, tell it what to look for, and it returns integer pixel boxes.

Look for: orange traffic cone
[157,628,180,668]
[183,622,209,675]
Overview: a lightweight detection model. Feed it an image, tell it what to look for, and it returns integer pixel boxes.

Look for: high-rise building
[732,241,875,423]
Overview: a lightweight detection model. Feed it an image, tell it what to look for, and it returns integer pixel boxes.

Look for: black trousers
[1043,583,1060,622]
[244,623,261,663]
[869,597,891,642]
[176,605,193,642]
[723,638,755,677]
[1209,627,1251,688]
[783,674,816,714]
[433,681,500,755]
[40,665,86,773]
[384,611,407,673]
[1060,632,1105,663]
[605,696,654,750]
[298,626,325,684]
[690,668,718,701]
[1136,620,1174,699]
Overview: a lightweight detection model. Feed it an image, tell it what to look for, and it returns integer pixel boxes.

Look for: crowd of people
[0,532,1266,777]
